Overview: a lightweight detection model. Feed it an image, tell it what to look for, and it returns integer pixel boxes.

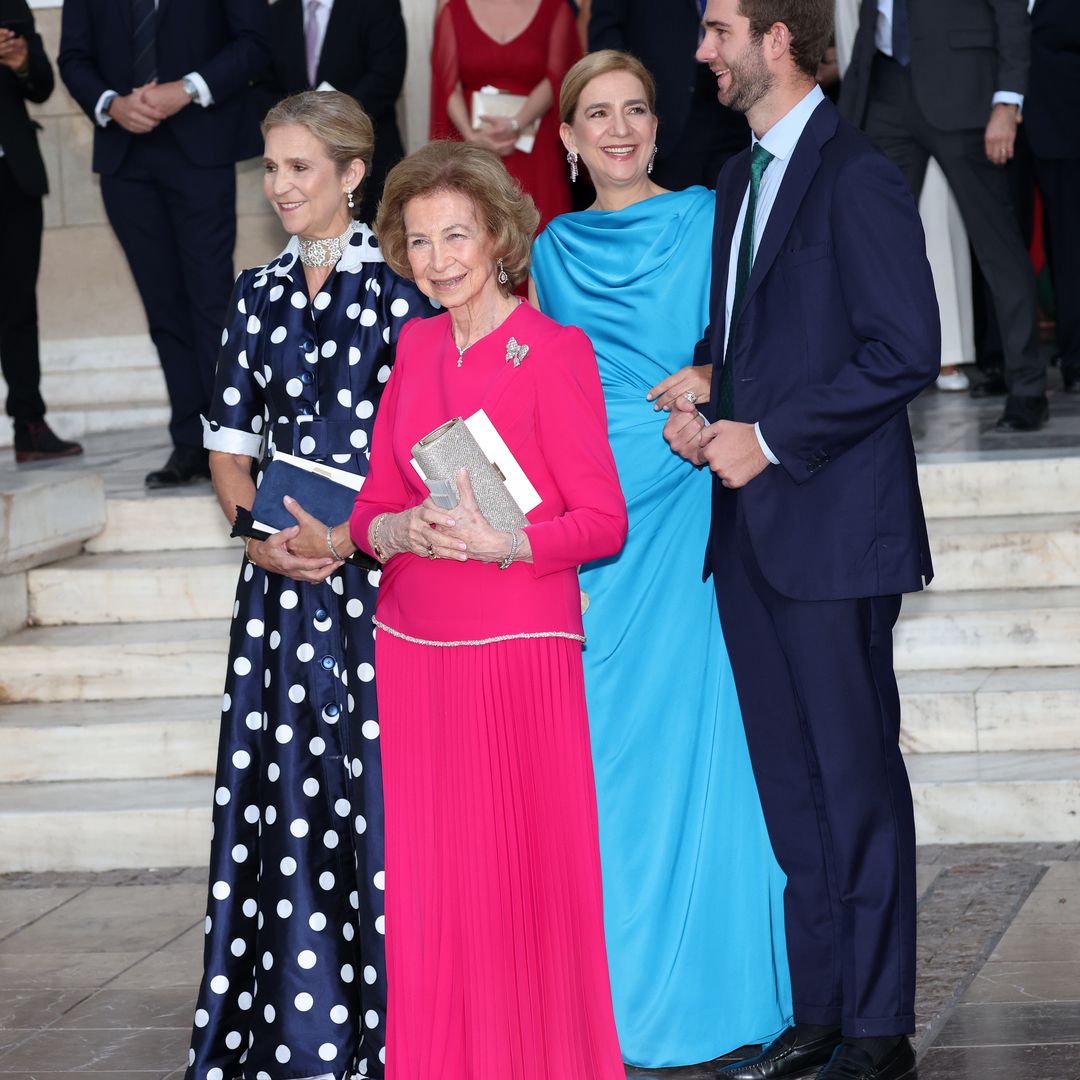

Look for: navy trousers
[100,127,235,449]
[710,488,916,1037]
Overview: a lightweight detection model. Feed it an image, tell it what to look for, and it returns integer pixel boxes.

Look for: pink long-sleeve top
[349,302,627,644]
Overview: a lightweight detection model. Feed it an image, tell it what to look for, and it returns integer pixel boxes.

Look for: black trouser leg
[1035,157,1080,377]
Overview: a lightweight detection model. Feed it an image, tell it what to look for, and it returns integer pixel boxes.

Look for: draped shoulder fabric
[532,187,793,1068]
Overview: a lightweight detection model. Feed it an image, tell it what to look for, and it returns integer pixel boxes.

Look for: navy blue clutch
[251,454,361,534]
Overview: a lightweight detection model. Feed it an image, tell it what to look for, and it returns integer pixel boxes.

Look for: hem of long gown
[619,1016,792,1070]
[373,617,584,647]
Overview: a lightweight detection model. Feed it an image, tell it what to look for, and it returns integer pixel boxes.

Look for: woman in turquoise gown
[530,51,792,1068]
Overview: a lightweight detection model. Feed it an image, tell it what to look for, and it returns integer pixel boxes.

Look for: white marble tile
[918,456,1080,520]
[40,364,166,412]
[87,495,231,554]
[0,572,27,638]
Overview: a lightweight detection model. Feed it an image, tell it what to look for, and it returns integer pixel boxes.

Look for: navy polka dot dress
[185,224,435,1080]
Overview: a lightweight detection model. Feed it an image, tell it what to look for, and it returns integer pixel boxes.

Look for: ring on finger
[684,390,698,404]
[427,544,438,560]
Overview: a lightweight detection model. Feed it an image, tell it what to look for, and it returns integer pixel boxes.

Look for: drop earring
[648,146,657,176]
[566,151,578,183]
[497,257,509,286]
[347,188,355,210]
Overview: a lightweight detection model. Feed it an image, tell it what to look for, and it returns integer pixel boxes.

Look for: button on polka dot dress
[186,224,436,1080]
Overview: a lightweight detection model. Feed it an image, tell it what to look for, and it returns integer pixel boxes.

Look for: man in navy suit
[59,0,270,487]
[664,1,938,1077]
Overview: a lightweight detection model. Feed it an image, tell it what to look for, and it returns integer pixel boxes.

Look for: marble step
[908,750,1080,844]
[0,619,228,703]
[927,513,1080,591]
[27,548,239,625]
[0,402,170,449]
[0,775,212,873]
[899,667,1080,754]
[0,697,219,784]
[895,586,1080,671]
[40,365,167,411]
[87,493,232,553]
[917,453,1080,519]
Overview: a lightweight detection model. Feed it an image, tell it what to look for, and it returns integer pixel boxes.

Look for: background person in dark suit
[588,0,749,189]
[664,0,938,1076]
[58,0,270,487]
[0,0,82,463]
[839,0,1044,432]
[257,0,407,221]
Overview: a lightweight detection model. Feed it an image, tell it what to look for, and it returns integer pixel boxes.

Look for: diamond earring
[497,257,509,286]
[648,146,657,176]
[347,189,355,210]
[566,151,578,183]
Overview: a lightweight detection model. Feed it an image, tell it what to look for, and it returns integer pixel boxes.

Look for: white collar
[267,222,386,280]
[753,84,825,164]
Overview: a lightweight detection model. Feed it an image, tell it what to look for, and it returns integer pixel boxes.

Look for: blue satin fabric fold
[533,188,793,1067]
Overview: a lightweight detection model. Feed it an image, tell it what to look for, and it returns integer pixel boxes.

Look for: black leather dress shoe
[145,445,211,489]
[816,1038,916,1079]
[716,1026,842,1079]
[13,420,83,464]
[994,394,1049,432]
[970,372,1007,398]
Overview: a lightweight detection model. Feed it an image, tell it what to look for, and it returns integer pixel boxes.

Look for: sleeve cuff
[94,90,118,127]
[992,91,1023,110]
[184,71,214,107]
[202,417,264,457]
[754,422,779,465]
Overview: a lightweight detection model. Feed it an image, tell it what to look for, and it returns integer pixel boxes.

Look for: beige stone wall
[26,5,281,342]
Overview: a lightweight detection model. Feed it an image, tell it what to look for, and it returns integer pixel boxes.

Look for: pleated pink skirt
[376,631,625,1080]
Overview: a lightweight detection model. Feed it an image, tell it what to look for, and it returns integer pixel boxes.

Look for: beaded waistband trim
[373,618,585,648]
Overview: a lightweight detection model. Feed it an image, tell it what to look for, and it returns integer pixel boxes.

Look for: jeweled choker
[298,221,357,268]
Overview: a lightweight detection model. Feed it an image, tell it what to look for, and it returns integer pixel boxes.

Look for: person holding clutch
[184,91,432,1080]
[349,139,627,1079]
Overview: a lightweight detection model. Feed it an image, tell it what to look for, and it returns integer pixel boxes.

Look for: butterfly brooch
[505,337,530,367]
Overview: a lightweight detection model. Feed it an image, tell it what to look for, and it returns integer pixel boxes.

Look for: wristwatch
[181,75,199,102]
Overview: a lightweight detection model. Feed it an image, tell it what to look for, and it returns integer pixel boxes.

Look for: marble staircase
[0,446,1078,870]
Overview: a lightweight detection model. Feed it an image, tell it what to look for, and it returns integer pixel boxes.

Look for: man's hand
[985,102,1019,166]
[662,395,707,465]
[0,29,29,74]
[700,420,770,488]
[109,84,168,134]
[141,80,194,119]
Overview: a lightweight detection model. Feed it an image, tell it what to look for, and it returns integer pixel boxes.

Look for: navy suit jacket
[58,0,270,176]
[0,0,53,196]
[1025,0,1080,160]
[698,99,938,602]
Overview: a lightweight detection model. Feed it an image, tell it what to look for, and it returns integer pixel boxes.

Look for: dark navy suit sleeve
[57,0,109,120]
[987,0,1031,97]
[343,2,407,120]
[586,0,628,51]
[196,0,271,103]
[18,2,53,105]
[758,150,939,484]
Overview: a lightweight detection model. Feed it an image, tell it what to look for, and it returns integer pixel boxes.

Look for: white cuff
[202,416,264,457]
[754,422,779,465]
[95,90,118,127]
[992,91,1023,110]
[184,71,214,107]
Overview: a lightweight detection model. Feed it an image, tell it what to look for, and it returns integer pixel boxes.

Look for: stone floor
[0,844,1076,1078]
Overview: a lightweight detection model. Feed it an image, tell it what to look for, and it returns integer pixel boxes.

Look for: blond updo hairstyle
[261,90,375,219]
[559,49,658,125]
[375,141,540,296]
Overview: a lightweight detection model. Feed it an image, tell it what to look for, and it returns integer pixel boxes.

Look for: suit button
[314,608,328,621]
[324,702,340,718]
[321,655,335,670]
[300,371,314,385]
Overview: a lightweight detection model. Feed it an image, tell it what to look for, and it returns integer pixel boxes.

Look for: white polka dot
[263,953,275,972]
[243,898,257,917]
[230,937,246,957]
[299,435,316,455]
[334,798,350,816]
[341,963,355,983]
[275,725,293,744]
[321,340,338,358]
[280,590,298,609]
[225,1030,242,1051]
[246,315,261,334]
[194,1008,209,1027]
[231,844,248,863]
[246,618,264,637]
[390,297,410,317]
[214,787,230,807]
[245,710,261,731]
[275,1044,291,1064]
[365,1009,379,1028]
[374,870,385,891]
[346,302,361,319]
[238,349,250,370]
[359,307,378,326]
[349,428,368,449]
[290,818,309,838]
[268,629,280,648]
[319,1043,337,1061]
[210,974,229,995]
[296,642,315,662]
[362,719,379,739]
[265,805,277,824]
[349,346,361,366]
[349,890,359,909]
[233,657,251,677]
[375,915,385,935]
[294,991,313,1012]
[270,325,288,344]
[377,364,391,383]
[363,964,377,984]
[358,662,375,682]
[269,284,284,301]
[309,736,326,755]
[267,762,280,781]
[244,804,260,825]
[309,911,327,931]
[222,328,230,347]
[355,814,367,834]
[324,829,339,850]
[314,291,332,310]
[222,692,231,712]
[298,949,317,969]
[319,871,335,890]
[232,750,251,769]
[286,377,303,398]
[222,386,241,407]
[208,1067,224,1080]
[342,921,354,941]
[329,1003,349,1024]
[302,777,320,797]
[238,991,253,1010]
[335,388,352,409]
[288,684,306,704]
[355,399,374,420]
[277,899,293,918]
[291,291,307,308]
[280,856,297,876]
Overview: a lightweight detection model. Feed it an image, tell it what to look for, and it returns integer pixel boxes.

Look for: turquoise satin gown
[532,188,792,1068]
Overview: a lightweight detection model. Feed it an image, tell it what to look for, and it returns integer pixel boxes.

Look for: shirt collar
[752,84,825,164]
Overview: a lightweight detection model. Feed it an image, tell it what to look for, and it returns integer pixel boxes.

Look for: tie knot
[750,143,774,184]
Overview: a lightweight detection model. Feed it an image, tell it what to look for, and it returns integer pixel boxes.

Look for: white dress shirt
[722,84,825,464]
[94,0,213,127]
[874,0,1023,110]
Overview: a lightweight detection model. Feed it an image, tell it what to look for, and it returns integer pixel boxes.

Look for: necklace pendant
[457,356,463,368]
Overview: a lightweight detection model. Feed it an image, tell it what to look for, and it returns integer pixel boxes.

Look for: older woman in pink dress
[348,140,627,1080]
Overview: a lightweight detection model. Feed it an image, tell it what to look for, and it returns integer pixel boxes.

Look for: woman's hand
[470,116,518,157]
[380,500,467,560]
[281,496,356,562]
[436,470,521,564]
[247,526,342,584]
[646,364,712,412]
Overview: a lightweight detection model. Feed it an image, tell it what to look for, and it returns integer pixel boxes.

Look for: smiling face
[402,189,499,311]
[262,122,364,239]
[561,69,658,194]
[695,0,774,116]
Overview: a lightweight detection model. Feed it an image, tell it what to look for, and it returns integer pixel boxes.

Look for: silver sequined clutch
[411,417,527,532]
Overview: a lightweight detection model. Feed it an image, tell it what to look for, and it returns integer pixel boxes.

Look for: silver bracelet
[327,525,347,561]
[497,529,520,570]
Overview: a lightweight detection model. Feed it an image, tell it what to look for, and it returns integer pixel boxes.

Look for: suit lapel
[711,150,748,364]
[740,100,834,312]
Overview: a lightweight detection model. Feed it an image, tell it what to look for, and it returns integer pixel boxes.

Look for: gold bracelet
[371,513,390,563]
[243,537,258,566]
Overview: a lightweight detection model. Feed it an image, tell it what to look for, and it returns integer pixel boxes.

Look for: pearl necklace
[298,221,357,268]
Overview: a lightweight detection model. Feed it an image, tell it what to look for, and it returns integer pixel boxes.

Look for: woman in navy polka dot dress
[184,93,434,1080]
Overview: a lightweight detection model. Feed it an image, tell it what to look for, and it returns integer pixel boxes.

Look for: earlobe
[558,122,576,156]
